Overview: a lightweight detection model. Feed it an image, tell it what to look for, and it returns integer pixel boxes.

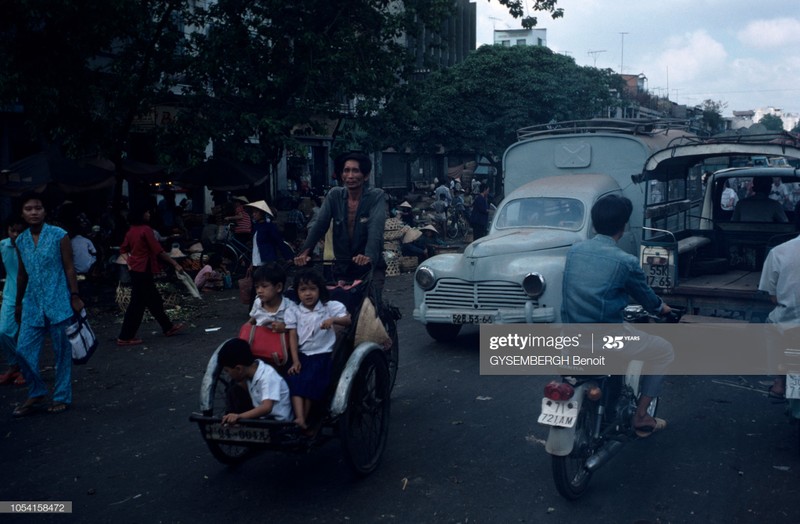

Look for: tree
[372,45,618,180]
[759,113,785,132]
[0,1,190,162]
[497,0,564,28]
[1,0,564,174]
[699,99,727,135]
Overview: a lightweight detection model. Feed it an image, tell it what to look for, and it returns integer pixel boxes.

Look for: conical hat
[245,200,274,217]
[402,228,423,243]
[232,195,249,203]
[399,201,412,208]
[168,244,187,258]
[420,225,439,234]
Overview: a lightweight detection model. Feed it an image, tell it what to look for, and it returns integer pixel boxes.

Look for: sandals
[0,370,20,385]
[12,397,48,418]
[116,338,143,347]
[164,323,185,337]
[48,402,69,414]
[634,417,667,438]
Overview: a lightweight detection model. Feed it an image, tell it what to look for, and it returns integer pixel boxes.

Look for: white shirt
[247,361,292,421]
[70,235,97,274]
[249,296,297,327]
[285,300,347,356]
[759,236,800,325]
[251,232,261,266]
[720,187,739,211]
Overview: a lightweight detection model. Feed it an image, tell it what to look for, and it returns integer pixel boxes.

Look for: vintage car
[413,118,695,342]
[413,173,632,341]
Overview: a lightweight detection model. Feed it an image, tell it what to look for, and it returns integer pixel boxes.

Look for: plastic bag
[67,309,98,365]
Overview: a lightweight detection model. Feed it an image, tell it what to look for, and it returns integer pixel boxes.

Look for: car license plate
[204,423,271,444]
[452,313,493,324]
[787,373,800,399]
[537,398,579,428]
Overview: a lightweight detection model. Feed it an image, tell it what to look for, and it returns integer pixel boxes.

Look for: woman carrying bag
[117,203,186,346]
[13,193,83,416]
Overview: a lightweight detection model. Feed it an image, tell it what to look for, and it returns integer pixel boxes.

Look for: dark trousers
[119,271,173,340]
[472,223,488,240]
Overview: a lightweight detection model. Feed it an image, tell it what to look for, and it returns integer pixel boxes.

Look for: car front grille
[424,279,530,310]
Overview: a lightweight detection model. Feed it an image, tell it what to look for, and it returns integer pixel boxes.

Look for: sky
[475,0,800,118]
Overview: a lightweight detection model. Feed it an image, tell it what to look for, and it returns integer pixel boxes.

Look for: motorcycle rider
[561,194,674,437]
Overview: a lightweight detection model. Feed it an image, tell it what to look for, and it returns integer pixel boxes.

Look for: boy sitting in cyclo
[249,262,297,332]
[217,338,293,424]
[286,268,351,429]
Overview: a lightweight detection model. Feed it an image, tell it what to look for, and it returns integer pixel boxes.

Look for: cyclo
[189,260,400,476]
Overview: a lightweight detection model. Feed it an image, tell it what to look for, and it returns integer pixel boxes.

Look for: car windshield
[495,197,585,231]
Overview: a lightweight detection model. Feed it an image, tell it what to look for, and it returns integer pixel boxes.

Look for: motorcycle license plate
[204,423,271,444]
[787,373,800,399]
[537,398,579,428]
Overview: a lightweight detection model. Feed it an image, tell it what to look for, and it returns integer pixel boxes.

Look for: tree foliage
[371,45,617,173]
[0,0,189,160]
[699,99,727,135]
[0,0,564,171]
[497,0,564,28]
[759,113,785,132]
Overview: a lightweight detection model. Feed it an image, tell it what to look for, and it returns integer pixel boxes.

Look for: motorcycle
[539,305,681,500]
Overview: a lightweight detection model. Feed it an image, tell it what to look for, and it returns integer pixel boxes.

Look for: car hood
[463,229,583,258]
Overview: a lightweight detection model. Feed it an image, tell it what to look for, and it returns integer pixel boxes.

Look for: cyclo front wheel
[551,399,597,500]
[203,366,256,465]
[340,350,391,477]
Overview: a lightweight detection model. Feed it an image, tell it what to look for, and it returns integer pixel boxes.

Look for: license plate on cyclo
[537,398,579,428]
[204,423,271,444]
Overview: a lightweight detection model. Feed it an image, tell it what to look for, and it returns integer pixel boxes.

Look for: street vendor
[401,225,442,263]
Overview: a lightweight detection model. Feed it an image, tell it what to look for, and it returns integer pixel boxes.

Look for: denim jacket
[561,234,663,323]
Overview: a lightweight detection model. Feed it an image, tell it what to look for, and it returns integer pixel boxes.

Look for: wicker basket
[399,256,418,272]
[386,258,401,277]
[115,282,182,314]
[383,240,401,257]
[115,283,131,313]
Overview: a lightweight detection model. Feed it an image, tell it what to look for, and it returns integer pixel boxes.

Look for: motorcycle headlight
[522,272,546,298]
[415,266,436,291]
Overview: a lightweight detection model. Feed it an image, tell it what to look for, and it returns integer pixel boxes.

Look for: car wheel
[425,323,461,342]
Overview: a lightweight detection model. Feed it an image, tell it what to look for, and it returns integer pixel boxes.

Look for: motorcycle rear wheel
[552,401,597,500]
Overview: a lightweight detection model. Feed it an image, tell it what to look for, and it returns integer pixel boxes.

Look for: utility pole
[587,49,606,67]
[619,32,628,74]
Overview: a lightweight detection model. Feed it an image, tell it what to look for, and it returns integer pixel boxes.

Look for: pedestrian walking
[117,203,186,346]
[13,194,84,416]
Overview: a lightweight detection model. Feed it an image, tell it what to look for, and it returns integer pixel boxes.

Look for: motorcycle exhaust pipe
[584,439,625,472]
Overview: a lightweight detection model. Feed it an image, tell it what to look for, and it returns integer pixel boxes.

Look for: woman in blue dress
[13,193,84,416]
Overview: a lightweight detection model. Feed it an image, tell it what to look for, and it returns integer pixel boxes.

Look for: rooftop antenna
[588,49,606,67]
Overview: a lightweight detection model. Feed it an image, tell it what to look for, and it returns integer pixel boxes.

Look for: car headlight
[415,266,436,291]
[522,272,546,298]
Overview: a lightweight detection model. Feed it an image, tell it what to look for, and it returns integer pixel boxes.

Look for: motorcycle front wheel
[551,400,597,500]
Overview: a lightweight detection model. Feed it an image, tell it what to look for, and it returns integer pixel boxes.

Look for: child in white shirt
[217,338,293,423]
[249,262,296,332]
[285,269,351,429]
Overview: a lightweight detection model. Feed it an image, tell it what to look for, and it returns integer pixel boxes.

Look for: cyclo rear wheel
[551,399,597,500]
[203,367,256,465]
[340,350,391,477]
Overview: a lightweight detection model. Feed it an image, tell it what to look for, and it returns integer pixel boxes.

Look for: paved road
[2,273,800,523]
